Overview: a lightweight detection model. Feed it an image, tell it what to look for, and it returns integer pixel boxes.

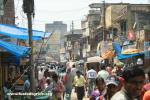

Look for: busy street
[0,0,150,100]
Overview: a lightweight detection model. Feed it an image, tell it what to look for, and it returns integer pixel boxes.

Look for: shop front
[0,40,30,99]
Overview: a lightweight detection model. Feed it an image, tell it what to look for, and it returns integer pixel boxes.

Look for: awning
[87,56,103,63]
[0,24,51,40]
[0,40,30,57]
[112,42,144,60]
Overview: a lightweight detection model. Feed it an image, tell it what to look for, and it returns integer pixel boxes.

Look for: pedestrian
[106,66,113,75]
[44,78,53,99]
[143,90,150,100]
[117,76,125,91]
[86,66,97,97]
[71,64,78,77]
[45,78,53,92]
[89,77,105,100]
[38,72,47,91]
[52,72,64,100]
[97,66,109,81]
[111,66,145,100]
[22,75,30,92]
[38,68,44,81]
[141,70,150,99]
[96,75,119,100]
[73,70,86,100]
[3,81,11,100]
[115,62,123,77]
[63,67,74,100]
[22,75,30,100]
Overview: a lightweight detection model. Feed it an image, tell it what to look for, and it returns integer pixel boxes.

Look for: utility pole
[103,0,106,41]
[23,0,35,99]
[71,21,74,60]
[72,21,74,34]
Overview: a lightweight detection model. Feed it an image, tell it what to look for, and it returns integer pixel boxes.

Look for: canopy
[0,24,51,40]
[0,40,30,57]
[112,42,144,60]
[87,56,103,63]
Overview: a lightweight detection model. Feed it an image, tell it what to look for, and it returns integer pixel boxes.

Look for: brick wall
[0,0,15,25]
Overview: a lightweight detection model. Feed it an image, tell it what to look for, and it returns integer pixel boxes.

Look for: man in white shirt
[71,64,78,77]
[38,68,44,81]
[86,66,97,97]
[97,65,109,81]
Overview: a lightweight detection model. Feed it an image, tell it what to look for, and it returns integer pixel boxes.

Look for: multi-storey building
[64,29,82,61]
[0,0,15,99]
[45,21,67,62]
[81,5,101,58]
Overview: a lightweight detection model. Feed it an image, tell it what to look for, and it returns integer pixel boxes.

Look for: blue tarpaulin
[0,24,51,40]
[112,42,144,60]
[0,40,30,57]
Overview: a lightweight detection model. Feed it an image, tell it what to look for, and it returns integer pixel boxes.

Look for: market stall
[86,56,104,72]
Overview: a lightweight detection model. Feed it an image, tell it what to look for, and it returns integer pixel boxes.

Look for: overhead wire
[35,6,89,13]
[4,0,89,91]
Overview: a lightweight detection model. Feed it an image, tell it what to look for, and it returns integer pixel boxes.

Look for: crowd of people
[88,64,150,100]
[37,62,150,100]
[3,62,150,100]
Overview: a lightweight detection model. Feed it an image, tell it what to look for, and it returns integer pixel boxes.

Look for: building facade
[64,29,82,61]
[81,5,101,58]
[0,0,15,99]
[45,21,67,62]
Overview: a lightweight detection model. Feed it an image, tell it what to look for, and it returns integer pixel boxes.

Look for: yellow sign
[122,48,140,54]
[101,50,115,59]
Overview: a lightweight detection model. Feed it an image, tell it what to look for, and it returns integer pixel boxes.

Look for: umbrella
[87,56,103,63]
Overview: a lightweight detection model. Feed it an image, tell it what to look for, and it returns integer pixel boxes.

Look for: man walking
[86,66,97,97]
[73,70,86,100]
[111,66,145,100]
[63,68,74,100]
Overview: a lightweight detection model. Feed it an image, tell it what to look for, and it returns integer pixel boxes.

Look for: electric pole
[23,0,35,99]
[103,0,106,41]
[71,21,74,60]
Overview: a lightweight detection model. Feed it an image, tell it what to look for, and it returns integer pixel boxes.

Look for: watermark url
[7,92,52,96]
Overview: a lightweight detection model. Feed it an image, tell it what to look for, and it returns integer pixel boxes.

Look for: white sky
[15,0,148,32]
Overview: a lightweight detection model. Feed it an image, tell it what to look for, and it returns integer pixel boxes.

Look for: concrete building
[0,0,15,99]
[81,5,101,58]
[45,21,67,62]
[0,0,15,42]
[88,3,150,67]
[64,29,82,60]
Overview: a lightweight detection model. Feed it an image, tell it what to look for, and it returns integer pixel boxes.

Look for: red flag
[128,30,135,40]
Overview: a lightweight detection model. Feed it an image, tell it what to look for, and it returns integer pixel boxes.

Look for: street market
[0,0,150,100]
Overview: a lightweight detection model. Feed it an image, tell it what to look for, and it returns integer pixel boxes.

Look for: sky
[14,0,149,32]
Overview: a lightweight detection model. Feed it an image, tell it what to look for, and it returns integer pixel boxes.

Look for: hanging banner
[100,41,115,59]
[101,50,115,59]
[128,30,135,41]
